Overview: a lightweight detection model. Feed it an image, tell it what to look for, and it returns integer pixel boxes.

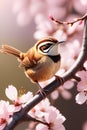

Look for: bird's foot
[36,83,48,98]
[54,75,64,85]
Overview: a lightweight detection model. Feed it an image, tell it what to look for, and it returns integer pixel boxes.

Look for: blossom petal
[51,90,59,100]
[36,124,48,130]
[54,124,66,130]
[5,85,18,101]
[75,92,87,104]
[61,90,72,100]
[63,80,74,89]
[0,123,7,130]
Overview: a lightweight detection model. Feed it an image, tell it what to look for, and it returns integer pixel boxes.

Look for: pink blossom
[29,98,66,130]
[0,100,14,130]
[76,71,87,91]
[58,80,73,100]
[5,85,17,101]
[63,80,74,89]
[36,124,48,130]
[60,88,72,100]
[75,91,87,104]
[29,98,50,118]
[51,87,72,100]
[51,90,59,100]
[75,71,87,104]
[5,85,33,112]
[36,106,66,130]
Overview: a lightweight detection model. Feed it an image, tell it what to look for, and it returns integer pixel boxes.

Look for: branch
[4,18,87,130]
[50,13,87,26]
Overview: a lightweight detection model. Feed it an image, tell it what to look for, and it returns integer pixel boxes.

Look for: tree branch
[4,18,87,130]
[50,13,87,26]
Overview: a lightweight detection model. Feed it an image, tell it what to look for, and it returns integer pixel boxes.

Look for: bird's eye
[40,43,52,52]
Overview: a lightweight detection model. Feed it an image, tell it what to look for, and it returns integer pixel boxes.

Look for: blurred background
[0,0,87,130]
[0,0,37,99]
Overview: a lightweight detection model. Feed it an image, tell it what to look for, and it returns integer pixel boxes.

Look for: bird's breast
[24,56,60,83]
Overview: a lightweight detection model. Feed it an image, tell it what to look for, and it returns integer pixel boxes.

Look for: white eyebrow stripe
[38,41,53,48]
[38,41,54,53]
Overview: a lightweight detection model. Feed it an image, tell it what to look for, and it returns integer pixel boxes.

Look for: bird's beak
[58,41,65,44]
[54,40,65,47]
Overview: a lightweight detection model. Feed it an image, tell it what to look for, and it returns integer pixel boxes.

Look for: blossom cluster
[0,85,66,130]
[0,85,33,130]
[28,98,66,130]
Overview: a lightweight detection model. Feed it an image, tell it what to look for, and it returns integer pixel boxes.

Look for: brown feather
[20,47,42,68]
[0,45,21,58]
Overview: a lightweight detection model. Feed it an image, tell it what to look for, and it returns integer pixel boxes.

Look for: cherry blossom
[28,98,66,130]
[0,100,14,130]
[76,71,87,91]
[29,98,50,118]
[75,71,87,104]
[76,91,87,104]
[36,106,66,130]
[5,85,33,112]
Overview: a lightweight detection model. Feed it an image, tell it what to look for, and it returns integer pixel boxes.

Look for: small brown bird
[0,37,64,94]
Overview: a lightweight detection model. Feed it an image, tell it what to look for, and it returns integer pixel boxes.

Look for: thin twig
[50,13,87,26]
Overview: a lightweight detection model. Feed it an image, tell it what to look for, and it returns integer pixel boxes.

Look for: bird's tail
[0,45,21,58]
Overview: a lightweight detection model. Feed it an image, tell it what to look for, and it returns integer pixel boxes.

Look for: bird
[0,37,64,95]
